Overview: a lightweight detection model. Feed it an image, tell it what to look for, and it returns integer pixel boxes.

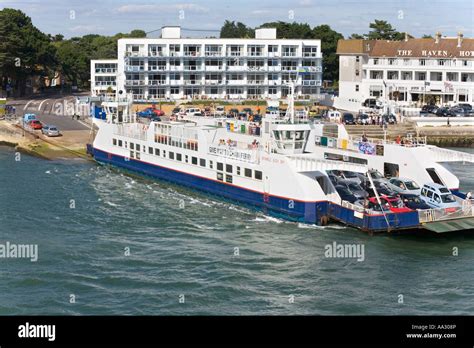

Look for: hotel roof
[337,37,474,58]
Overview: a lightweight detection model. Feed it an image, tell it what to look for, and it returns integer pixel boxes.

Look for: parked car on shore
[448,107,467,117]
[356,113,370,125]
[342,112,355,125]
[419,183,460,210]
[29,119,43,130]
[457,103,472,113]
[420,104,438,115]
[435,107,450,117]
[382,114,397,124]
[214,106,225,116]
[42,125,60,137]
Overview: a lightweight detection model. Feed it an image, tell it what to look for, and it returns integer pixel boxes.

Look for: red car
[149,106,165,116]
[29,120,43,130]
[368,196,412,213]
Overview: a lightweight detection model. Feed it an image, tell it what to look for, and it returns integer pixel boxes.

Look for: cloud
[299,0,313,7]
[116,3,209,14]
[68,25,104,33]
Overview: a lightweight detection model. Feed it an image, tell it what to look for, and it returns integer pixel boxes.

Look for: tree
[220,20,254,38]
[259,21,313,39]
[422,34,433,39]
[0,8,57,96]
[348,33,364,39]
[312,25,344,82]
[366,20,404,40]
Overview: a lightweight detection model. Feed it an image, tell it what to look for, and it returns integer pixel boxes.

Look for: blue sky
[1,0,473,38]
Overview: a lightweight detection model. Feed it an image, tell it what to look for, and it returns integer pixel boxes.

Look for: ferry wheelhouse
[88,85,474,234]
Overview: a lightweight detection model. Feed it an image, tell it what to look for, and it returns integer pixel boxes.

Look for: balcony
[226,66,245,71]
[226,80,245,85]
[281,66,298,71]
[247,80,265,85]
[204,66,223,71]
[95,68,117,74]
[148,80,167,86]
[205,80,222,85]
[169,80,182,86]
[148,66,167,72]
[148,51,166,57]
[205,51,223,57]
[300,66,322,73]
[302,80,322,86]
[125,51,145,58]
[125,66,145,72]
[184,51,201,57]
[125,80,146,86]
[247,66,265,72]
[184,65,201,71]
[184,80,203,85]
[94,81,117,86]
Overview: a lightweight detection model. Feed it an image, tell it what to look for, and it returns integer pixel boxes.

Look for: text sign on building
[396,50,474,57]
[209,146,253,162]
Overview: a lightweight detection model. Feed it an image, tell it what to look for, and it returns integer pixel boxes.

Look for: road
[8,95,90,131]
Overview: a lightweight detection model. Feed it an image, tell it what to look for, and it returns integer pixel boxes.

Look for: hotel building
[335,33,474,111]
[103,26,322,101]
[90,59,118,96]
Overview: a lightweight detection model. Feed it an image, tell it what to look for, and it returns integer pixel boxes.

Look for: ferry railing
[418,203,474,223]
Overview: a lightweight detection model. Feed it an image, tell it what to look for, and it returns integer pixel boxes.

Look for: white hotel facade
[90,59,118,96]
[92,26,322,101]
[335,33,474,111]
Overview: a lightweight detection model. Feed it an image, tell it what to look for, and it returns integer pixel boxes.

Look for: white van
[184,108,202,117]
[214,106,225,116]
[420,183,460,209]
[325,110,341,122]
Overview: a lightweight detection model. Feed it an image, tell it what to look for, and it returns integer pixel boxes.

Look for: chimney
[404,32,409,42]
[457,32,464,47]
[435,32,441,44]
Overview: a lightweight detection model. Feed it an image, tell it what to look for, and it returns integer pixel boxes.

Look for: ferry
[87,85,474,234]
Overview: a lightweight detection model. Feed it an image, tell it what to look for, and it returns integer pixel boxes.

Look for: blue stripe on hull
[91,147,327,224]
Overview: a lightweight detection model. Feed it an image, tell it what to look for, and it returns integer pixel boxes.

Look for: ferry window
[226,164,233,173]
[217,173,224,181]
[209,161,213,169]
[149,147,153,154]
[200,158,206,167]
[254,171,262,180]
[434,194,441,203]
[143,145,146,153]
[113,138,117,146]
[427,190,433,199]
[125,141,128,149]
[177,153,182,161]
[426,168,444,185]
[185,155,189,163]
[217,162,224,171]
[421,188,427,196]
[169,152,175,160]
[163,150,166,157]
[245,168,252,178]
[130,143,135,150]
[192,157,198,165]
[237,166,241,175]
[130,151,134,159]
[155,148,160,156]
[226,175,233,184]
[118,140,123,147]
[136,152,141,160]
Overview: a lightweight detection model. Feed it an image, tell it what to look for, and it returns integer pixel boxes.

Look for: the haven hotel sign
[397,50,474,57]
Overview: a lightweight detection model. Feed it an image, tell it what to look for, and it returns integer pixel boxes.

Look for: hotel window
[401,71,412,80]
[356,56,360,63]
[118,140,123,147]
[225,175,233,184]
[217,162,223,171]
[226,164,233,173]
[355,85,359,92]
[419,59,426,66]
[388,59,396,65]
[169,152,174,160]
[245,168,252,178]
[217,173,224,181]
[268,45,278,53]
[463,60,468,66]
[355,69,359,76]
[430,72,442,81]
[200,158,206,167]
[447,72,458,82]
[438,59,446,66]
[254,171,262,180]
[373,59,379,65]
[113,139,117,146]
[177,153,182,161]
[192,157,198,165]
[155,148,160,156]
[415,72,426,81]
[387,71,399,80]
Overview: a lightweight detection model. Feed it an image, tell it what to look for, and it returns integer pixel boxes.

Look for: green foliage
[366,20,404,40]
[220,20,254,38]
[312,25,343,81]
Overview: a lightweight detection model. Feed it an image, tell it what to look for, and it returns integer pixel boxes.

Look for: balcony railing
[125,66,145,72]
[184,52,201,57]
[148,66,167,71]
[184,80,202,85]
[302,80,322,86]
[95,68,117,73]
[94,81,117,86]
[148,80,167,86]
[148,51,166,57]
[125,80,146,86]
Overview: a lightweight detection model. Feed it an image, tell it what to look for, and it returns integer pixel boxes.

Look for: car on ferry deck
[335,185,358,203]
[364,180,398,198]
[327,170,362,184]
[387,177,422,195]
[337,179,368,199]
[367,196,411,213]
[399,193,431,210]
[419,183,461,210]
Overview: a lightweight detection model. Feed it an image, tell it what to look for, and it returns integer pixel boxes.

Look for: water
[1,146,474,315]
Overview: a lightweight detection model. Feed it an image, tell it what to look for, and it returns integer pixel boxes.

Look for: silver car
[387,177,421,195]
[42,125,60,137]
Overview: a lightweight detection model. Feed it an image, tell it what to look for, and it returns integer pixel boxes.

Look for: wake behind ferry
[87,85,474,234]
